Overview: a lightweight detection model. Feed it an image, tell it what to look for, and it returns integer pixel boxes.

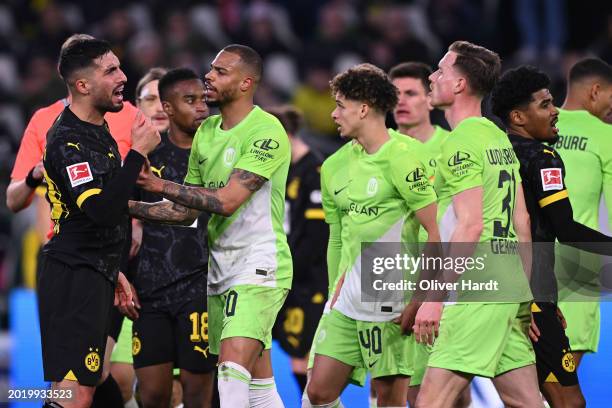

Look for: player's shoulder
[322,141,354,171]
[246,107,288,137]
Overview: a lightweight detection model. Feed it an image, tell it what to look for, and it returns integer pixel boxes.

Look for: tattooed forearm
[232,169,267,192]
[128,200,199,225]
[160,181,225,214]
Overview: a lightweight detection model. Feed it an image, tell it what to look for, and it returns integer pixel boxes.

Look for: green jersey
[554,109,612,229]
[435,117,531,303]
[185,106,292,295]
[334,132,437,321]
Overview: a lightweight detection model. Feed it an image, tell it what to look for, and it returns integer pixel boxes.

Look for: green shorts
[558,301,600,353]
[314,309,413,385]
[410,340,432,387]
[111,318,133,364]
[307,310,367,386]
[208,285,288,355]
[428,302,535,378]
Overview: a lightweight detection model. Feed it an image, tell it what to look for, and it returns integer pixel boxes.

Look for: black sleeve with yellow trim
[79,150,145,227]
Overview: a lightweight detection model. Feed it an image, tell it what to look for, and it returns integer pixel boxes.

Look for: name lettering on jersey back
[485,147,517,166]
[554,135,588,151]
[348,201,379,217]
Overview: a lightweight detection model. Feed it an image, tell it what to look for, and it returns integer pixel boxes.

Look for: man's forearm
[159,179,225,215]
[6,179,36,212]
[128,200,199,225]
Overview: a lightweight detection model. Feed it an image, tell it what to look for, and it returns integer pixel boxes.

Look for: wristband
[25,166,43,189]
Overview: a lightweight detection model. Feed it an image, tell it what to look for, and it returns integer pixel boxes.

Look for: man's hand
[413,302,443,345]
[393,300,420,335]
[115,272,140,320]
[31,161,45,180]
[129,219,143,259]
[137,159,164,193]
[529,312,541,342]
[131,110,160,156]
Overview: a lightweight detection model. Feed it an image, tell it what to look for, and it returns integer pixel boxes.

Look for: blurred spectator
[592,13,612,64]
[292,61,338,139]
[514,0,567,63]
[20,56,65,119]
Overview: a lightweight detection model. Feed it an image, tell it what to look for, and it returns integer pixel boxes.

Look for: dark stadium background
[1,1,611,407]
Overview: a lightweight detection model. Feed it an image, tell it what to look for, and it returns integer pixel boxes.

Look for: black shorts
[132,296,217,373]
[532,302,579,386]
[273,289,326,358]
[37,255,113,386]
[108,306,124,342]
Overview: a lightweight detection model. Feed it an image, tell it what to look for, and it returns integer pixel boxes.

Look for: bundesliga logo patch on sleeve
[66,162,94,187]
[540,168,563,191]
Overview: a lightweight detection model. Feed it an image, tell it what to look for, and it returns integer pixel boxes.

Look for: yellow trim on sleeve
[76,188,102,208]
[531,303,542,313]
[538,190,568,208]
[64,370,78,381]
[304,208,325,220]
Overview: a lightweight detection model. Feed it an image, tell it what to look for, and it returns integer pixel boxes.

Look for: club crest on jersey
[66,162,93,187]
[224,148,236,166]
[540,168,563,191]
[367,177,378,196]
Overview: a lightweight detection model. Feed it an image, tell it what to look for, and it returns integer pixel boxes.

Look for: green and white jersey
[554,109,612,229]
[435,117,531,303]
[334,131,437,321]
[321,141,358,299]
[554,109,612,288]
[185,106,292,295]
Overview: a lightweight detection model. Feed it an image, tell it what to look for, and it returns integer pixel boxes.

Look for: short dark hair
[222,44,263,83]
[58,38,112,85]
[568,58,612,85]
[267,105,303,135]
[449,41,501,97]
[490,66,551,126]
[135,67,168,100]
[330,63,398,114]
[388,62,433,92]
[157,68,199,101]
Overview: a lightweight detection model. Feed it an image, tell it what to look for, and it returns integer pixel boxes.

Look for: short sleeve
[11,112,46,180]
[437,135,483,196]
[320,163,340,224]
[46,141,108,208]
[234,125,289,179]
[390,151,437,212]
[528,150,568,208]
[184,130,203,186]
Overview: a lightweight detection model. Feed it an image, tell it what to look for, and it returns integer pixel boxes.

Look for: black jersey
[285,150,328,294]
[509,134,569,302]
[42,108,126,282]
[134,132,209,308]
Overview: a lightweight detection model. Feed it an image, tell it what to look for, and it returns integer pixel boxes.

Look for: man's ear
[454,77,467,95]
[359,103,369,119]
[74,78,90,96]
[589,82,600,103]
[162,100,173,117]
[510,109,526,127]
[240,77,254,93]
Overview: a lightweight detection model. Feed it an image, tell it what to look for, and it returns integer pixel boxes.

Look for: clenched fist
[131,110,160,156]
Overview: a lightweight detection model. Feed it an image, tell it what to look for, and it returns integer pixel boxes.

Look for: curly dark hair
[449,41,501,97]
[490,66,551,127]
[330,63,398,114]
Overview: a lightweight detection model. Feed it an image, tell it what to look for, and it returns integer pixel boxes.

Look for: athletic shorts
[132,296,217,373]
[532,302,578,386]
[111,318,133,364]
[314,309,413,385]
[273,289,326,358]
[410,340,433,387]
[108,306,124,342]
[558,301,600,353]
[208,285,288,355]
[428,302,535,378]
[37,255,113,386]
[307,308,367,386]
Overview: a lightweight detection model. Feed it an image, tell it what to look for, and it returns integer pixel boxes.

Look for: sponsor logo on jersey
[348,201,379,217]
[447,151,471,166]
[540,168,563,191]
[84,348,101,372]
[151,165,165,178]
[66,162,93,187]
[405,167,426,182]
[253,138,280,150]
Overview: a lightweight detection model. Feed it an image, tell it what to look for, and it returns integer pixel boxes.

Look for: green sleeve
[437,134,483,196]
[390,150,437,212]
[326,221,342,297]
[320,163,340,224]
[234,125,289,179]
[184,130,203,186]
